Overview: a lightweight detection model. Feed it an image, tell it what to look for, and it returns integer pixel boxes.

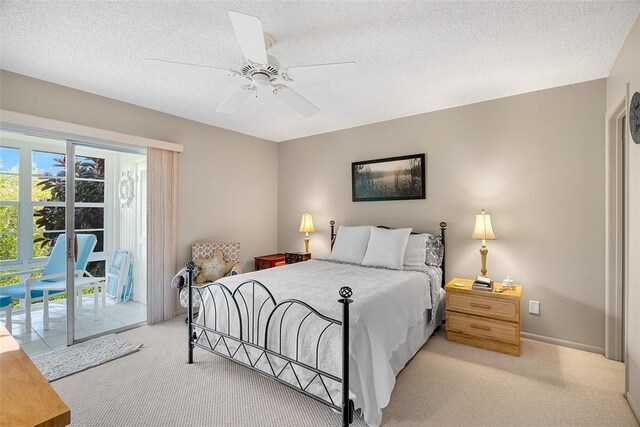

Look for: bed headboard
[329,220,448,288]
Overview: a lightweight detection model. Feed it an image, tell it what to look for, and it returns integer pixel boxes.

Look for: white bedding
[194,259,442,426]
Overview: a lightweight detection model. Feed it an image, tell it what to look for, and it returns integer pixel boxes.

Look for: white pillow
[403,233,428,266]
[361,227,412,270]
[328,226,372,264]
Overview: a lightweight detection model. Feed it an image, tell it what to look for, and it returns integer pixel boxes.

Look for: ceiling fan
[151,11,357,117]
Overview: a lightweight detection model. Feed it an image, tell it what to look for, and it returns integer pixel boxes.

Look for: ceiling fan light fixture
[252,72,272,88]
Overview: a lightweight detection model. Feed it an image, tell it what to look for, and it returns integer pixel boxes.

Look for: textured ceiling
[1,1,639,142]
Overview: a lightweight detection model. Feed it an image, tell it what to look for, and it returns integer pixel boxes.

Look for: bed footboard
[186,262,354,426]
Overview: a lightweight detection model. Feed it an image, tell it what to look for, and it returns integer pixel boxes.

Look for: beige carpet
[51,317,638,427]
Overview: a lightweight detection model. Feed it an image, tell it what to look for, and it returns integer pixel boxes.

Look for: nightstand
[445,278,522,356]
[285,252,311,264]
[254,254,285,270]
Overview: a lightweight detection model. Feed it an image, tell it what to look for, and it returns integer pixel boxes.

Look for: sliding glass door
[0,129,147,354]
[0,131,71,354]
[67,141,147,344]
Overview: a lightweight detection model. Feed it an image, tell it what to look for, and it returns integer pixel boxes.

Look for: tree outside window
[33,154,106,278]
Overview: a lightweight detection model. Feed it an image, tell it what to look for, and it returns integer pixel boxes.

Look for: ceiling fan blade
[228,11,268,65]
[216,86,255,113]
[149,58,239,76]
[281,62,357,82]
[273,85,319,117]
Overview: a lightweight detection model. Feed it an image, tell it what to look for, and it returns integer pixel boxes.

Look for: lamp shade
[471,209,496,240]
[298,212,315,233]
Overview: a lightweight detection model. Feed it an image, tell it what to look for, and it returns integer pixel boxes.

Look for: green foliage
[33,156,104,250]
[0,163,55,261]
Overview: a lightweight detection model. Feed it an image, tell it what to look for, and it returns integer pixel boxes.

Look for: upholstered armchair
[174,242,241,308]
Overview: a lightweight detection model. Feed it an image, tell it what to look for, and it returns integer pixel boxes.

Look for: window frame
[0,145,20,263]
[0,136,111,275]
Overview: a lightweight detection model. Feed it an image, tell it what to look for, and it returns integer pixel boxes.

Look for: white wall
[112,151,147,303]
[278,79,607,352]
[606,15,640,420]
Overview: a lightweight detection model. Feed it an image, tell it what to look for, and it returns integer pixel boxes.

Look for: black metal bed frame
[187,264,355,425]
[187,220,447,426]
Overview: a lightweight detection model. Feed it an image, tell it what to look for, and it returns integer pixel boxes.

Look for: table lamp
[471,209,496,277]
[298,211,315,253]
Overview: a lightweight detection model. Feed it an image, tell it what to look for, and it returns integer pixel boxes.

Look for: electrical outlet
[529,300,540,315]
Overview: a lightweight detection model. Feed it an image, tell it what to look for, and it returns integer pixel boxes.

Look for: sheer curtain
[147,147,177,324]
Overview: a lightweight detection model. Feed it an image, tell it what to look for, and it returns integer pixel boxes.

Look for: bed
[186,221,447,427]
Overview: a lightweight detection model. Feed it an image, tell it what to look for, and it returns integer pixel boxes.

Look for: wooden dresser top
[445,277,522,300]
[254,254,285,261]
[0,325,70,427]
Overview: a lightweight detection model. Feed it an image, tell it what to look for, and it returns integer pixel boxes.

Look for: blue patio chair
[0,295,11,333]
[0,233,97,330]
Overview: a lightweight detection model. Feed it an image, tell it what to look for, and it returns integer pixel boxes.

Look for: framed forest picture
[352,153,426,202]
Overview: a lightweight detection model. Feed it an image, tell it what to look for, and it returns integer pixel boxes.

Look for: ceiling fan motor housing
[241,54,280,83]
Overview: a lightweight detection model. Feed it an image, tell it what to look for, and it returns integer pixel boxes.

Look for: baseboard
[627,392,640,423]
[520,332,604,354]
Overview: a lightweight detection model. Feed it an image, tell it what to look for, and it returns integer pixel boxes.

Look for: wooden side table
[254,254,286,271]
[445,278,522,356]
[285,252,311,264]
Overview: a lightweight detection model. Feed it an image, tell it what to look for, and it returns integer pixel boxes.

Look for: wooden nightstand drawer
[445,278,521,356]
[256,259,272,270]
[254,254,286,270]
[447,292,518,322]
[446,312,519,345]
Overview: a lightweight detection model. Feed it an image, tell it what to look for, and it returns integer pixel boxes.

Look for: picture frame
[352,153,426,202]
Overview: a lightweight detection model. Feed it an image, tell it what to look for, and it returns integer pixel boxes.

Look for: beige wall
[0,70,279,276]
[278,79,607,351]
[607,16,640,419]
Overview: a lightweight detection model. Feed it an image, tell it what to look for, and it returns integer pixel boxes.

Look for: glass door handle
[67,236,78,261]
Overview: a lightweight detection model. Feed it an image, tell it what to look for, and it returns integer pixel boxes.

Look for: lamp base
[479,245,488,277]
[304,237,310,253]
